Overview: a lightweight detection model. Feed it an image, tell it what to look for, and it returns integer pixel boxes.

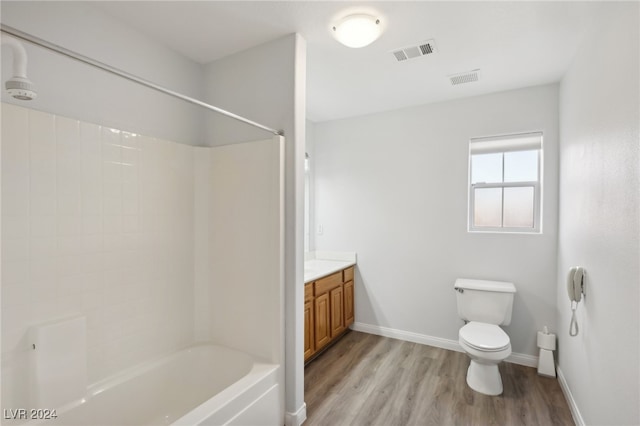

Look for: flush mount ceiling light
[332,14,382,48]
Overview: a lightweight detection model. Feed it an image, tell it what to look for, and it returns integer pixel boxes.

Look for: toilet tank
[454,279,516,326]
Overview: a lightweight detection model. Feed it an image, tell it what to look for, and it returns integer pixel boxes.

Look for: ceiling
[95,1,604,122]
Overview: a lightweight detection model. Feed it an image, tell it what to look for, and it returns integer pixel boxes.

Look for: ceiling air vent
[449,69,481,85]
[391,39,436,62]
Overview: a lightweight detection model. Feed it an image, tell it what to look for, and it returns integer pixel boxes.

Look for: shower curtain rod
[0,24,284,136]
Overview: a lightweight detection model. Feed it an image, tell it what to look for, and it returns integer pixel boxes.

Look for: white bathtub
[27,344,281,426]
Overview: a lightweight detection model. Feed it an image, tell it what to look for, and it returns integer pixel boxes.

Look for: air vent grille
[419,43,433,55]
[449,69,481,85]
[391,39,436,62]
[393,50,408,62]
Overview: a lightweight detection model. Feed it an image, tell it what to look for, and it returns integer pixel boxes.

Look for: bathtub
[27,344,281,426]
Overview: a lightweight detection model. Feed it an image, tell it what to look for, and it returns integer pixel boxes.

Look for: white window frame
[468,132,543,233]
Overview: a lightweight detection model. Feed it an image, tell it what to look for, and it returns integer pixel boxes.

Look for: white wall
[202,35,307,423]
[206,138,283,363]
[193,148,212,342]
[314,84,559,358]
[1,2,205,145]
[305,120,317,252]
[557,3,639,425]
[1,103,195,410]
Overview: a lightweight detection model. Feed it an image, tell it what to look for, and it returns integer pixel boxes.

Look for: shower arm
[1,36,28,77]
[0,24,284,136]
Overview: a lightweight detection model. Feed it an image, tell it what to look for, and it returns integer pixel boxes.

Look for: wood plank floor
[304,331,573,426]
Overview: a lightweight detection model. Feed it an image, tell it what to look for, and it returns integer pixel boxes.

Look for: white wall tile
[30,215,56,238]
[29,258,57,283]
[82,191,103,216]
[80,122,101,153]
[122,192,139,216]
[2,215,29,240]
[122,164,137,184]
[56,255,83,280]
[1,260,29,287]
[122,215,139,233]
[102,161,123,184]
[2,238,29,262]
[120,131,138,148]
[30,237,58,259]
[101,128,122,163]
[1,105,29,218]
[56,116,81,219]
[29,110,57,217]
[1,104,196,409]
[57,236,83,256]
[2,282,31,308]
[57,195,82,217]
[31,280,57,303]
[2,190,29,218]
[82,216,103,236]
[57,215,83,236]
[103,216,123,236]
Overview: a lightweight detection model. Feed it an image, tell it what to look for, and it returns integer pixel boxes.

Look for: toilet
[454,278,516,396]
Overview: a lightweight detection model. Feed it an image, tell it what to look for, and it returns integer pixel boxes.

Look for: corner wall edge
[284,402,306,426]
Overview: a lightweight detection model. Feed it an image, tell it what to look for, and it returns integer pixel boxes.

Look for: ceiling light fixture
[332,14,381,48]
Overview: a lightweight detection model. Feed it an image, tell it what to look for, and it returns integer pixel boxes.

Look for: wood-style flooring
[304,331,573,426]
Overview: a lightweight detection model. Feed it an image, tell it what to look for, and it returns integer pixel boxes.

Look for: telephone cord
[569,300,579,336]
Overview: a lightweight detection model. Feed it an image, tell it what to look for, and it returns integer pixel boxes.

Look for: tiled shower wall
[1,103,195,408]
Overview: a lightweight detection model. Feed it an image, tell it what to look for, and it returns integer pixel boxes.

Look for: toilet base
[466,360,503,396]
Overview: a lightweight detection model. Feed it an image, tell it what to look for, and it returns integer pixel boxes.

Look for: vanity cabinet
[304,266,355,362]
[329,285,345,337]
[314,292,330,350]
[344,280,354,326]
[343,266,355,327]
[304,284,315,360]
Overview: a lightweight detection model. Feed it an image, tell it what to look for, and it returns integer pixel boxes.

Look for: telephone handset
[567,267,585,336]
[567,266,584,303]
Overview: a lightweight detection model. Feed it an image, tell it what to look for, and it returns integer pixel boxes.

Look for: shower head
[5,76,36,100]
[2,35,37,100]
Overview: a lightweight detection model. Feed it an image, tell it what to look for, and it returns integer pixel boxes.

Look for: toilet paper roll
[537,331,556,350]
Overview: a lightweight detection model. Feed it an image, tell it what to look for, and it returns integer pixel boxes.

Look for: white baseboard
[352,322,463,353]
[284,402,306,426]
[557,367,584,426]
[351,322,538,368]
[506,352,538,368]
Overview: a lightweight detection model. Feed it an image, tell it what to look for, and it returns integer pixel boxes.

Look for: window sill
[468,229,542,235]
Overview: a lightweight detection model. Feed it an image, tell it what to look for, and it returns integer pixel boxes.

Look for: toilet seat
[459,321,510,352]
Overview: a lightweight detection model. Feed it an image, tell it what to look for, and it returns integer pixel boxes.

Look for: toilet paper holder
[537,326,556,350]
[537,326,556,377]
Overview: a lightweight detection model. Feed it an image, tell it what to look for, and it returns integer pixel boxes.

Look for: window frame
[468,133,543,234]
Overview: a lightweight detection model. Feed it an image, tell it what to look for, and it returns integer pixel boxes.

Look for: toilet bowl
[454,278,516,396]
[459,321,511,395]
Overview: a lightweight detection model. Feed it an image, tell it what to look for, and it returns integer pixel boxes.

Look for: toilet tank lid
[455,278,516,293]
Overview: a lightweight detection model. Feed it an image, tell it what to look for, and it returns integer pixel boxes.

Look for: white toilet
[454,278,516,396]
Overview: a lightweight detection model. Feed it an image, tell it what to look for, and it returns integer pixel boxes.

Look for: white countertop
[304,251,356,283]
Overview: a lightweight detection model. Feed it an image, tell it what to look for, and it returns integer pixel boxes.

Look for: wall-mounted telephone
[567,266,585,303]
[567,266,586,336]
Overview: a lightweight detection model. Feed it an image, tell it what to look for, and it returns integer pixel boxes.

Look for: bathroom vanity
[304,253,356,363]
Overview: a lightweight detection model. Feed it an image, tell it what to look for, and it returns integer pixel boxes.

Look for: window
[468,132,542,233]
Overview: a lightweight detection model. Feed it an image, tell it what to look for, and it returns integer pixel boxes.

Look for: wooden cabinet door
[344,280,354,327]
[330,285,345,338]
[304,300,315,361]
[315,292,330,350]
